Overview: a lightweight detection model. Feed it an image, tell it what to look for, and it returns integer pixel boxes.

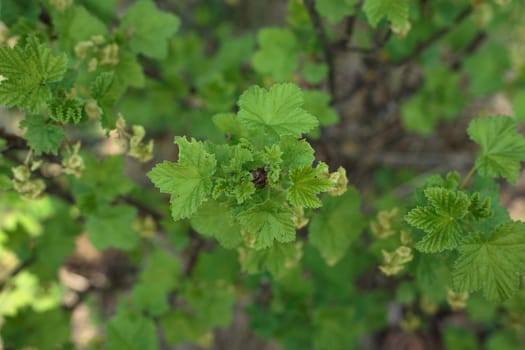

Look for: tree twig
[391,6,473,67]
[304,0,336,95]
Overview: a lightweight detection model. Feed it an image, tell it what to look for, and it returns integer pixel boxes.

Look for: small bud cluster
[11,162,45,200]
[379,245,413,276]
[0,21,8,45]
[50,0,73,12]
[292,207,309,229]
[447,289,469,311]
[391,21,411,37]
[74,35,119,71]
[84,99,103,120]
[327,166,348,196]
[132,215,157,238]
[370,208,399,239]
[62,142,85,177]
[115,115,154,162]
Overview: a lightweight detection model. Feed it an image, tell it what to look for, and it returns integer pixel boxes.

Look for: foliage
[1,0,525,349]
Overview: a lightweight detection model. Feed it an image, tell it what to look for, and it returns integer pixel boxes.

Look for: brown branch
[304,0,336,95]
[391,6,473,67]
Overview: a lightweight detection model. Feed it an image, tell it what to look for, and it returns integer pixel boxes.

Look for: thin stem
[304,0,336,95]
[391,6,473,67]
[459,165,477,190]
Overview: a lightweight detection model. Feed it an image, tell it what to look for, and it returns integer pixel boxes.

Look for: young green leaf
[309,187,365,265]
[406,187,470,253]
[468,116,525,183]
[453,221,525,302]
[48,93,83,124]
[237,83,318,138]
[147,136,216,221]
[363,0,409,27]
[19,115,65,155]
[121,0,180,59]
[287,166,334,208]
[0,36,67,112]
[190,200,243,248]
[237,200,296,250]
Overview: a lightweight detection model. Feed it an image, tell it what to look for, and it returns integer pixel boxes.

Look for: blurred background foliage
[1,0,525,349]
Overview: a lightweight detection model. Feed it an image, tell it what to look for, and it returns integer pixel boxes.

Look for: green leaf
[301,62,328,84]
[406,187,470,253]
[106,315,158,350]
[287,167,333,208]
[19,115,65,155]
[121,0,180,59]
[54,5,108,51]
[89,71,114,99]
[185,282,236,328]
[147,136,216,221]
[71,155,134,209]
[309,187,365,265]
[252,28,298,81]
[131,283,170,316]
[237,83,318,138]
[112,49,146,91]
[0,36,67,112]
[132,248,181,316]
[302,90,338,128]
[140,248,181,291]
[238,200,296,249]
[86,205,139,251]
[239,241,303,278]
[315,0,358,24]
[363,0,409,27]
[48,91,83,124]
[2,308,70,350]
[159,310,202,345]
[467,116,525,183]
[190,200,242,248]
[443,326,479,350]
[453,221,525,302]
[279,137,315,169]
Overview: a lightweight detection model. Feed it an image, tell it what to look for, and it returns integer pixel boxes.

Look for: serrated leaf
[89,71,114,99]
[237,83,318,138]
[238,201,296,249]
[406,187,470,253]
[468,116,525,183]
[279,137,315,169]
[239,241,302,278]
[85,205,139,251]
[0,36,67,112]
[287,167,333,208]
[363,0,409,27]
[48,92,83,124]
[106,315,158,350]
[19,115,65,155]
[309,187,365,265]
[468,192,493,220]
[453,221,525,302]
[190,200,242,248]
[147,137,216,221]
[121,0,180,59]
